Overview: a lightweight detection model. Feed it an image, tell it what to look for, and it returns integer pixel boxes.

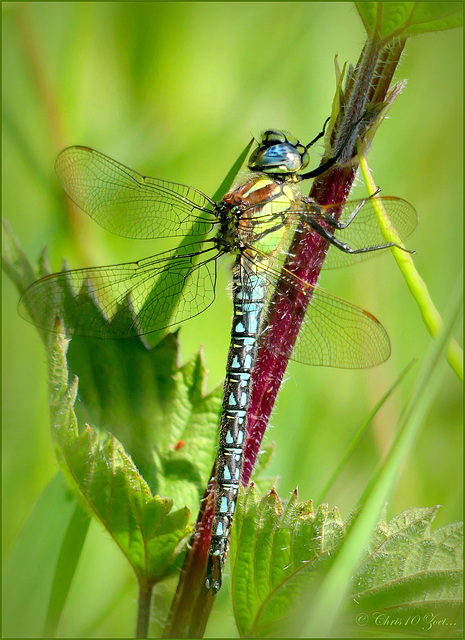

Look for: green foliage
[230,485,343,637]
[356,2,463,41]
[2,474,87,638]
[49,330,193,585]
[358,148,463,381]
[3,2,462,637]
[230,486,463,638]
[301,273,463,637]
[350,507,463,633]
[44,497,91,638]
[3,221,222,590]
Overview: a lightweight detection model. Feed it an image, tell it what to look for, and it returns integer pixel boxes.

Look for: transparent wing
[249,195,417,269]
[291,287,390,368]
[243,252,390,369]
[19,243,220,339]
[315,196,417,269]
[55,146,218,239]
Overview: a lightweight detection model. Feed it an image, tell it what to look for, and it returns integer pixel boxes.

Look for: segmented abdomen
[208,259,266,587]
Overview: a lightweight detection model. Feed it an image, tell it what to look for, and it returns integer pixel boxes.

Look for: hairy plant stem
[164,34,406,639]
[244,36,406,488]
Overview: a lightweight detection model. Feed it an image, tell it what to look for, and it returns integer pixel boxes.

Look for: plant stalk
[244,38,406,485]
[136,582,153,639]
[163,470,216,638]
[164,34,407,638]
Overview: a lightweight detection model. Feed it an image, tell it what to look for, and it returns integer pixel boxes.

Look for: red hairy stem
[243,165,355,483]
[242,37,406,484]
[163,470,216,638]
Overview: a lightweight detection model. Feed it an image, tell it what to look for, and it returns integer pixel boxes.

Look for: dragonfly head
[248,130,310,177]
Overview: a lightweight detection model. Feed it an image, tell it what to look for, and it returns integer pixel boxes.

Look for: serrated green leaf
[230,485,346,637]
[4,207,223,523]
[356,2,463,42]
[2,218,38,294]
[62,327,221,517]
[231,488,463,638]
[350,508,463,635]
[4,224,223,591]
[6,218,222,507]
[48,326,193,585]
[3,219,60,350]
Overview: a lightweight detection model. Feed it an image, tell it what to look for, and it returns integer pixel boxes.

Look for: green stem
[136,582,153,639]
[358,141,463,382]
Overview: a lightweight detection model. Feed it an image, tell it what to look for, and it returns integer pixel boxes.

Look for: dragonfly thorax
[216,176,299,258]
[215,204,245,254]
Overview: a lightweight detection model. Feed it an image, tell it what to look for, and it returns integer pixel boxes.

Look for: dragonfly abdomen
[207,262,267,593]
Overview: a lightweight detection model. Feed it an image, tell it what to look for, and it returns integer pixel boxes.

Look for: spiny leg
[305,217,402,255]
[305,116,331,148]
[314,188,382,230]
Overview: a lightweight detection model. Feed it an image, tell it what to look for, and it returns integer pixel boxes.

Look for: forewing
[55,146,217,239]
[19,243,220,339]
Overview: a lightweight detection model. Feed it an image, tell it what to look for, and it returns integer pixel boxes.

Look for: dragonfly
[19,121,417,594]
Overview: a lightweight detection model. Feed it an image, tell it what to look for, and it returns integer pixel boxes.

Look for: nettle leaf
[230,488,463,638]
[50,325,223,585]
[65,329,221,518]
[49,329,192,584]
[350,507,463,635]
[4,221,223,586]
[3,218,38,291]
[356,2,463,42]
[230,485,346,637]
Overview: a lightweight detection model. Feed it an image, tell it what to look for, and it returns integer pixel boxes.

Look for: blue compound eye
[248,141,305,175]
[248,130,311,176]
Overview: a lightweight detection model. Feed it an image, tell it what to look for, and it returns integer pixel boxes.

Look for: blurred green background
[2,2,462,637]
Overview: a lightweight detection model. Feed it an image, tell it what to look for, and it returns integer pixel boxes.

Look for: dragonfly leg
[316,188,382,230]
[305,116,331,148]
[307,218,399,255]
